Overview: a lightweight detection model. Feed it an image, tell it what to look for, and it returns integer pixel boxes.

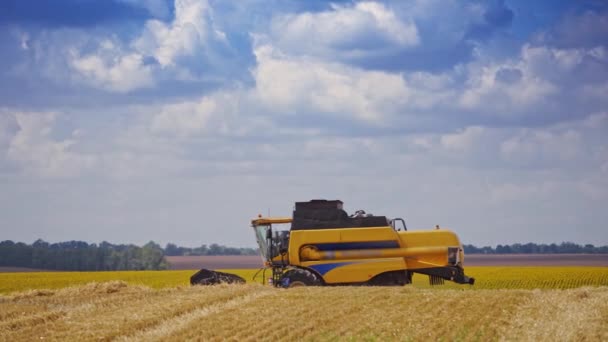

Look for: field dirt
[0,282,606,341]
[166,254,608,270]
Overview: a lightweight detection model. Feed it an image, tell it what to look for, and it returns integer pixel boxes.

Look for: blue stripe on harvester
[314,240,399,251]
[309,262,356,276]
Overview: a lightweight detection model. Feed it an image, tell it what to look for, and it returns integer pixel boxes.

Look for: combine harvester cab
[252,200,475,288]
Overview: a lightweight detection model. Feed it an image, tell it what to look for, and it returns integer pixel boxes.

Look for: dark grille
[291,200,389,230]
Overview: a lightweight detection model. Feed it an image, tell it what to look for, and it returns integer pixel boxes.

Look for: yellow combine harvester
[191,199,474,287]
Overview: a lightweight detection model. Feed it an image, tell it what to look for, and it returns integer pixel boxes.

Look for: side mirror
[391,218,407,231]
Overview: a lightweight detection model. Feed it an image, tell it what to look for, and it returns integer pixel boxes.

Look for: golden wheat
[0,283,606,341]
[413,266,608,289]
[1,266,607,340]
[2,267,606,294]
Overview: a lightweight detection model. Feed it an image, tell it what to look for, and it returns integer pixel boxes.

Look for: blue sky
[1,0,607,247]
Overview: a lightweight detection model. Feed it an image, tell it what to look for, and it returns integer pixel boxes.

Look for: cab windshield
[253,224,270,261]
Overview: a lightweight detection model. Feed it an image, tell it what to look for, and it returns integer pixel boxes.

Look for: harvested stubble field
[1,282,607,341]
[1,267,608,341]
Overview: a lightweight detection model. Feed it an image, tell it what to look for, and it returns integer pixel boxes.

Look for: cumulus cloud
[252,43,410,123]
[150,96,217,136]
[500,129,581,166]
[494,67,522,83]
[459,47,557,113]
[457,43,608,122]
[4,111,96,178]
[440,126,485,151]
[2,1,608,245]
[330,0,518,71]
[34,0,229,93]
[69,46,155,92]
[270,2,418,61]
[134,0,225,67]
[243,39,602,131]
[247,30,606,132]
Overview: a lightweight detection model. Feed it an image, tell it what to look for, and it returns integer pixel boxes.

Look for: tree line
[163,243,258,256]
[0,240,258,271]
[0,240,168,271]
[463,242,608,254]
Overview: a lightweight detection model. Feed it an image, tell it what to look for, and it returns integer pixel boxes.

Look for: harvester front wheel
[280,268,322,288]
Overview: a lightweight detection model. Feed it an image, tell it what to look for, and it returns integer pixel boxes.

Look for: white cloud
[0,112,18,148]
[245,37,607,130]
[65,0,227,92]
[134,0,223,67]
[150,97,217,136]
[440,126,485,151]
[500,128,582,165]
[457,43,608,120]
[70,49,155,92]
[252,44,409,122]
[2,2,608,246]
[460,56,556,112]
[270,2,419,59]
[6,111,96,178]
[583,112,608,129]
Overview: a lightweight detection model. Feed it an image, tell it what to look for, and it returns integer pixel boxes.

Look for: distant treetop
[463,242,608,254]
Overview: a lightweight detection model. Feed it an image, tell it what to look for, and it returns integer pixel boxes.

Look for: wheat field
[1,282,607,341]
[2,266,607,294]
[1,267,608,341]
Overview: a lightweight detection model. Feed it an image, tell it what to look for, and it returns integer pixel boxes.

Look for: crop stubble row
[1,282,607,341]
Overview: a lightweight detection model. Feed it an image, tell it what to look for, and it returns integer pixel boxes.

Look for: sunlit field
[1,267,607,340]
[1,266,607,294]
[0,269,255,294]
[1,281,607,341]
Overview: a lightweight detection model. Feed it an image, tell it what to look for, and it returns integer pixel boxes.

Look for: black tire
[280,268,322,288]
[366,270,411,286]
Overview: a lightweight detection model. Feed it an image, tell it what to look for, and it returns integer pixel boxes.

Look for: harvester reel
[190,269,246,286]
[280,268,322,288]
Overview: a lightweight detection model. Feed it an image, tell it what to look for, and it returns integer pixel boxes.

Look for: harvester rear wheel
[281,268,322,288]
